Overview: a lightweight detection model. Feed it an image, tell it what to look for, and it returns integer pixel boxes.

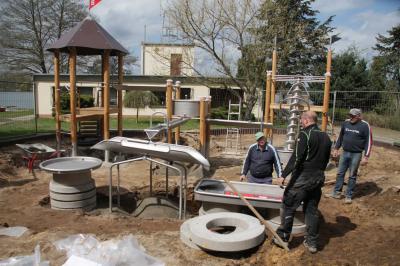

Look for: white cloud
[333,10,400,58]
[312,0,373,13]
[90,0,164,55]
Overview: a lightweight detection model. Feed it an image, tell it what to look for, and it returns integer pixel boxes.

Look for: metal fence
[307,90,400,130]
[0,81,37,140]
[0,78,399,142]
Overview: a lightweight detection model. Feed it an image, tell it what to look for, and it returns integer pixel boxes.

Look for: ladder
[224,99,242,154]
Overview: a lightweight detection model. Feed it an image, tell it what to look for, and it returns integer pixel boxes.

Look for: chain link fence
[0,81,37,140]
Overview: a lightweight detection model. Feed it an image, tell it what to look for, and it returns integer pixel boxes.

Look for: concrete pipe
[187,212,265,252]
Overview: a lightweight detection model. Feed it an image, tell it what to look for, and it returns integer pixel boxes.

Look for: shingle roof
[47,17,129,56]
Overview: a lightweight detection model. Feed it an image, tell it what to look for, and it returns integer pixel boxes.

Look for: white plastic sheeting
[54,234,164,266]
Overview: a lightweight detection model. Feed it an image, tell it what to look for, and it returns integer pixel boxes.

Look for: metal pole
[109,166,113,213]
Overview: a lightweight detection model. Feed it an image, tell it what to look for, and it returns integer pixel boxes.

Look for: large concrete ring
[267,215,306,235]
[50,179,95,194]
[188,212,265,252]
[180,219,201,250]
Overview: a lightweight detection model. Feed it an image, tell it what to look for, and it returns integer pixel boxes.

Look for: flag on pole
[89,0,101,10]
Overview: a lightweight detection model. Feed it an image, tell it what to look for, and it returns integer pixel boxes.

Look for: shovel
[222,177,290,251]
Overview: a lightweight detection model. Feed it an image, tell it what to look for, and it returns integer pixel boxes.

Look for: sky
[88,0,400,72]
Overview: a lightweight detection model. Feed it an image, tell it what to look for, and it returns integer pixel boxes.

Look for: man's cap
[255,131,265,141]
[349,108,361,116]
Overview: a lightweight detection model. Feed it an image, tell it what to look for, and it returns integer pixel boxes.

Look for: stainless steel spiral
[286,84,302,150]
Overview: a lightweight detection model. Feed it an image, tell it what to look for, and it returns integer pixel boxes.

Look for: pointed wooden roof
[47,17,129,56]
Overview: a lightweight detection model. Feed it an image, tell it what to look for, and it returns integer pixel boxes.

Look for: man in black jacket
[274,111,332,253]
[240,131,282,184]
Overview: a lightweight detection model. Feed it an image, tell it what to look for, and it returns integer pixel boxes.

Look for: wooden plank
[69,48,77,156]
[78,107,118,115]
[270,103,324,113]
[61,114,103,122]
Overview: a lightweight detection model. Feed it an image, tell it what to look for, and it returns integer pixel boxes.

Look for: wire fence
[0,78,399,142]
[0,81,36,140]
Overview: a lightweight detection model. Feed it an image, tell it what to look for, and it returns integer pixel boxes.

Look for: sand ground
[0,133,399,265]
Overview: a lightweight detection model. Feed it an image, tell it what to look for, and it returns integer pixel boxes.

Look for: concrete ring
[188,212,265,252]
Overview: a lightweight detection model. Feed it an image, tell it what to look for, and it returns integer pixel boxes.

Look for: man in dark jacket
[326,108,372,204]
[274,111,332,253]
[240,131,282,184]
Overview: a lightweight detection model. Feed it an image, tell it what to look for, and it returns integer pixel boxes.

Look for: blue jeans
[333,151,362,198]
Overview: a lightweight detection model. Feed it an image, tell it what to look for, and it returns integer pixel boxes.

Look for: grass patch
[0,109,33,119]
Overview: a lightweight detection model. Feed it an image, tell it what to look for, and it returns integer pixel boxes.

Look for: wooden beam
[117,53,123,136]
[322,49,332,131]
[269,49,277,125]
[174,81,181,144]
[103,50,110,140]
[264,71,272,137]
[54,50,61,155]
[69,48,77,156]
[199,97,207,156]
[166,79,173,143]
[270,103,324,113]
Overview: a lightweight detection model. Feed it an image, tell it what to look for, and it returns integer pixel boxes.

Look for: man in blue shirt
[240,132,282,184]
[326,108,372,204]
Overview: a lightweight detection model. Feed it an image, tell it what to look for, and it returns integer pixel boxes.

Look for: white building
[32,75,262,118]
[141,43,195,76]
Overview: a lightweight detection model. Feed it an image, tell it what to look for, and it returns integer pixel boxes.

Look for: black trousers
[276,181,322,247]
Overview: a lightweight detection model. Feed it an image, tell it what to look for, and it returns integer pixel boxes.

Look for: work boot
[324,193,342,199]
[345,197,352,204]
[303,240,317,254]
[272,237,289,250]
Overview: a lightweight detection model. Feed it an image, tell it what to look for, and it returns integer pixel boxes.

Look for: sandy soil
[0,134,399,265]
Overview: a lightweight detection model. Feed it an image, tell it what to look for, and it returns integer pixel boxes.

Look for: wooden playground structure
[46,17,332,159]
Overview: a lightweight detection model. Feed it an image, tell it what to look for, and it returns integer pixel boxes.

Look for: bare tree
[0,0,88,74]
[166,0,265,119]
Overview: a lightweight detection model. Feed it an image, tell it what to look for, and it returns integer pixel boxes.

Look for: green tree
[166,0,263,120]
[372,24,400,114]
[256,0,338,76]
[0,0,88,74]
[124,91,159,123]
[330,47,375,110]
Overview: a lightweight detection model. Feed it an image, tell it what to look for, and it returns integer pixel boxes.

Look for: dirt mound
[364,186,400,216]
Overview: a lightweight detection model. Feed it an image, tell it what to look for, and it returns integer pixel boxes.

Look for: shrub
[59,93,95,114]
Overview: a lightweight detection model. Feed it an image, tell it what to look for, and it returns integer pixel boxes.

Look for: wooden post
[103,50,110,140]
[269,49,277,129]
[199,97,207,155]
[264,71,272,137]
[321,48,332,132]
[101,54,105,107]
[54,50,61,156]
[117,53,124,136]
[174,81,181,144]
[166,79,173,143]
[69,48,77,156]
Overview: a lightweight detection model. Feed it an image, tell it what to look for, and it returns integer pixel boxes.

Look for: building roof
[142,42,195,47]
[33,74,242,88]
[47,17,129,56]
